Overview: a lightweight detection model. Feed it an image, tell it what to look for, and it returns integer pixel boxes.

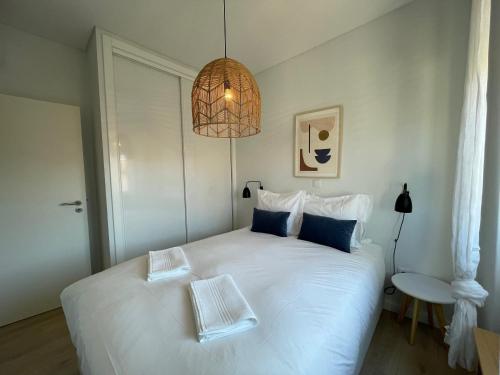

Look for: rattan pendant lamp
[191,0,261,138]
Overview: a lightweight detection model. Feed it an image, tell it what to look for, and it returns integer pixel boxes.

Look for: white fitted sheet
[61,228,385,375]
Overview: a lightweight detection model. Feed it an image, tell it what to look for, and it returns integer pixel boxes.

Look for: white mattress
[61,228,385,375]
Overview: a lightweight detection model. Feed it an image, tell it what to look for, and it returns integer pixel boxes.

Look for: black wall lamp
[395,183,413,214]
[242,181,263,198]
[385,182,413,295]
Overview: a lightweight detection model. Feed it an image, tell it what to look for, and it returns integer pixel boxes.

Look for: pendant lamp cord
[384,213,406,295]
[223,0,227,58]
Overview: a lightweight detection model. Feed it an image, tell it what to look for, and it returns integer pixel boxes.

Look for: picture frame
[294,105,343,178]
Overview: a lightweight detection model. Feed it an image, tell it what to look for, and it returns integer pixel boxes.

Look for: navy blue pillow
[298,212,357,253]
[251,208,290,237]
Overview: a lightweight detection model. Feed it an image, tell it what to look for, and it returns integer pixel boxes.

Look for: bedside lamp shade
[395,183,412,213]
[242,181,263,198]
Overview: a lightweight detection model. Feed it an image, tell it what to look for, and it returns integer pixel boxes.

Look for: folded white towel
[147,247,191,282]
[189,274,258,343]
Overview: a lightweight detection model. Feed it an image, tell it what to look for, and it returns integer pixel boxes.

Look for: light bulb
[223,80,233,101]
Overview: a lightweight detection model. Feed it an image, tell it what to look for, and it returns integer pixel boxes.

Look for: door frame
[95,30,198,265]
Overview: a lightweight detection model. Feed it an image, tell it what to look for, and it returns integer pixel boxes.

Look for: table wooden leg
[410,298,420,345]
[398,294,412,323]
[426,302,434,328]
[435,304,447,337]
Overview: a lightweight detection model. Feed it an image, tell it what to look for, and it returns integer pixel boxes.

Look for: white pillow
[257,190,306,236]
[302,194,373,248]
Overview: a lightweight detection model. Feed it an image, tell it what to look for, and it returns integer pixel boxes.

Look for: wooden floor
[361,310,471,375]
[0,309,78,375]
[0,308,471,375]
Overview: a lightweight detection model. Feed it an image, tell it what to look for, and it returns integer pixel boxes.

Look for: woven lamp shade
[192,57,261,138]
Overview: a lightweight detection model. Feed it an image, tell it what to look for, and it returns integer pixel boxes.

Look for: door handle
[59,200,82,206]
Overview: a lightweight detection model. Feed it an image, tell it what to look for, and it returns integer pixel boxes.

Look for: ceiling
[0,0,412,73]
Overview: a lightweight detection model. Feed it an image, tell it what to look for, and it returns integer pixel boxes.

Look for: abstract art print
[294,106,342,178]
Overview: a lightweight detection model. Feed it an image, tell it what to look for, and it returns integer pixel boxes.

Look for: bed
[61,228,385,375]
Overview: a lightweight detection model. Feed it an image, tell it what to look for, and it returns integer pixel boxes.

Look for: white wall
[235,0,470,292]
[477,0,500,334]
[0,23,101,272]
[0,23,84,105]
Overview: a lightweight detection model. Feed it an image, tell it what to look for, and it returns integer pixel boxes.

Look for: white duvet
[61,228,385,375]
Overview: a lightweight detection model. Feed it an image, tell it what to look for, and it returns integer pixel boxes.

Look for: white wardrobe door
[113,55,186,262]
[180,78,233,242]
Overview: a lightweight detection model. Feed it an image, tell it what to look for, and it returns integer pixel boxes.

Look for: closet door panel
[180,78,233,242]
[113,55,186,261]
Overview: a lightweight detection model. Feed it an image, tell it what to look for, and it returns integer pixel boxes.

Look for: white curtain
[445,0,491,370]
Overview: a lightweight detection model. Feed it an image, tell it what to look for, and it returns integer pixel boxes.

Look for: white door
[113,55,187,262]
[0,93,91,326]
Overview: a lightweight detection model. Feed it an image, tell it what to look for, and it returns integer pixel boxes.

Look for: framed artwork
[294,106,342,178]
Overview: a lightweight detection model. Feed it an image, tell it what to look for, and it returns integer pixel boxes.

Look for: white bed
[61,228,385,375]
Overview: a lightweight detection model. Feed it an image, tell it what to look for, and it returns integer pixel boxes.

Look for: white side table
[392,273,455,345]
